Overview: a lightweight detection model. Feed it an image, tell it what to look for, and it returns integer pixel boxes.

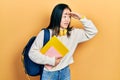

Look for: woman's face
[60,8,71,29]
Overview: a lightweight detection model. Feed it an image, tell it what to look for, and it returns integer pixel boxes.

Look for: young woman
[29,3,98,80]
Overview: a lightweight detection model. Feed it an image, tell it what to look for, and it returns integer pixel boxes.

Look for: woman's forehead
[63,9,70,15]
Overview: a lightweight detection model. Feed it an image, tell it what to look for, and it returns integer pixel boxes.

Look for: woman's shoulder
[37,29,44,35]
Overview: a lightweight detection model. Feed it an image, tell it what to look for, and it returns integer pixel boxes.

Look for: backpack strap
[40,29,50,79]
[43,29,50,46]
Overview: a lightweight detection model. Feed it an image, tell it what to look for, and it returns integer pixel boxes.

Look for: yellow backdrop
[0,0,120,80]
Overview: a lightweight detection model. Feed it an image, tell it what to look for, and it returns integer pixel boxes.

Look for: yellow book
[40,36,69,57]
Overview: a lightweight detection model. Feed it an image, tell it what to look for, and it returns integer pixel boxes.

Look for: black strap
[43,29,50,46]
[40,29,50,79]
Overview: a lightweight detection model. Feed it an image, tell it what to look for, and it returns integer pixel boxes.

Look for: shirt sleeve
[74,17,98,43]
[28,30,55,66]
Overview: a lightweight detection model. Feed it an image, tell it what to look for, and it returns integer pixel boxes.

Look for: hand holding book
[40,36,69,70]
[55,57,62,66]
[44,46,62,69]
[45,57,62,69]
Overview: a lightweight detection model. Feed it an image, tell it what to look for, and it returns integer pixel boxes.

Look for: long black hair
[47,3,72,37]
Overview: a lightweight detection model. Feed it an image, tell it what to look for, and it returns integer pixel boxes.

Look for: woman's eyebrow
[64,12,70,15]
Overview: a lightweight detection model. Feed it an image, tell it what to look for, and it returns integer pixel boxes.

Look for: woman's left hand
[70,12,82,20]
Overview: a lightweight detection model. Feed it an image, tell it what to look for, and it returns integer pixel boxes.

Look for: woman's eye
[63,16,66,18]
[63,15,70,19]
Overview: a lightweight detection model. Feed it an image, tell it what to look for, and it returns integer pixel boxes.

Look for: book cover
[40,36,69,70]
[45,46,62,58]
[40,36,69,57]
[45,46,62,70]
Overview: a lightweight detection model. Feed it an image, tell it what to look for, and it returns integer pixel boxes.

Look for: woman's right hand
[70,12,82,20]
[54,57,62,66]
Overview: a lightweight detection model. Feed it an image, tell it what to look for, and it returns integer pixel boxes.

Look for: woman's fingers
[69,12,82,20]
[54,57,62,66]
